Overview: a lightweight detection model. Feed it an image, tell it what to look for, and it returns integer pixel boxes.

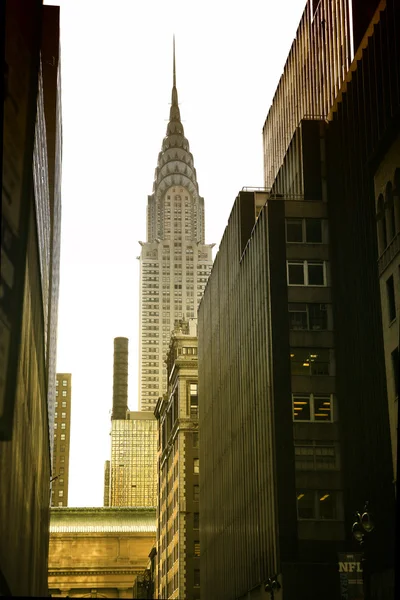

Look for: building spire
[173,35,176,88]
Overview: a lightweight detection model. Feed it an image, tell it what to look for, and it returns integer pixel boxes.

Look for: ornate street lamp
[352,501,374,600]
[352,501,375,544]
[265,575,281,599]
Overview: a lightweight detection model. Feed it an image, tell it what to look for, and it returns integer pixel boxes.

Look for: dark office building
[198,1,397,599]
[0,3,62,595]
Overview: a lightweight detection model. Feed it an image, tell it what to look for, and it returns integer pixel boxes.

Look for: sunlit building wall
[138,50,213,412]
[154,320,200,600]
[110,412,158,508]
[51,374,72,507]
[262,0,382,189]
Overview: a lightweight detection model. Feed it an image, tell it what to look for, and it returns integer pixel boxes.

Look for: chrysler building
[138,44,214,411]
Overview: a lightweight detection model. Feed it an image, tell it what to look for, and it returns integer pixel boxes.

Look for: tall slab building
[51,374,72,507]
[138,44,213,411]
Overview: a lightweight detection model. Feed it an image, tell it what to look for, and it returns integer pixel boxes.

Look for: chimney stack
[112,337,128,420]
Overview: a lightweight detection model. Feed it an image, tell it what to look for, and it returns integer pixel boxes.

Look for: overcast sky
[50,0,307,507]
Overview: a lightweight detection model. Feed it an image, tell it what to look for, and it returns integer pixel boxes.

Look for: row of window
[293,393,333,422]
[289,303,330,330]
[286,218,326,244]
[297,490,340,520]
[295,441,338,469]
[55,401,67,408]
[56,379,68,387]
[290,348,334,376]
[287,260,327,286]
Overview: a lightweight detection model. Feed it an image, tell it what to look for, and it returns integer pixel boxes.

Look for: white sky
[51,0,306,507]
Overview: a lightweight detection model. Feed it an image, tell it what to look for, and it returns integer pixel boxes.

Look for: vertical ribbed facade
[199,193,290,600]
[262,0,355,189]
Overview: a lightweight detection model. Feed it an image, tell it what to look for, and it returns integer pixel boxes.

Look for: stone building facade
[154,320,200,600]
[48,507,156,598]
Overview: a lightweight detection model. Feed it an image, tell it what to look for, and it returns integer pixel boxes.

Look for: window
[297,490,338,520]
[194,513,199,529]
[286,219,303,242]
[295,441,337,469]
[56,380,59,387]
[55,401,58,407]
[193,485,199,501]
[286,218,323,243]
[62,380,67,386]
[59,478,64,484]
[54,423,57,429]
[60,455,65,462]
[292,394,333,422]
[59,467,64,475]
[386,276,396,322]
[61,412,66,419]
[62,390,67,397]
[290,349,331,376]
[62,401,66,407]
[194,569,200,587]
[194,541,200,557]
[289,303,328,330]
[287,261,326,286]
[60,434,66,441]
[193,432,199,448]
[194,458,199,474]
[58,501,63,507]
[54,412,58,419]
[61,423,66,430]
[58,490,64,497]
[190,383,198,417]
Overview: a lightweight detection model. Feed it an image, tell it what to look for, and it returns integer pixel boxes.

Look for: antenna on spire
[173,34,176,88]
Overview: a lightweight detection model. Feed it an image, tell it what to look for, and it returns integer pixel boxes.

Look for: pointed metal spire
[173,35,176,88]
[171,35,179,109]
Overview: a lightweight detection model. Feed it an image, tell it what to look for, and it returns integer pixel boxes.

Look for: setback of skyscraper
[138,45,214,412]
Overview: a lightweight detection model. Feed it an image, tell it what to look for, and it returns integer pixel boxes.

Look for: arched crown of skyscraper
[152,38,200,201]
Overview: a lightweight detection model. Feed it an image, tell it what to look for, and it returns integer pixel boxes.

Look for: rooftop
[50,507,156,533]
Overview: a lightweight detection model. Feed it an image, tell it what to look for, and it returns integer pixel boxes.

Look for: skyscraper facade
[138,46,213,412]
[198,1,398,599]
[0,4,62,595]
[110,411,158,508]
[51,374,72,507]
